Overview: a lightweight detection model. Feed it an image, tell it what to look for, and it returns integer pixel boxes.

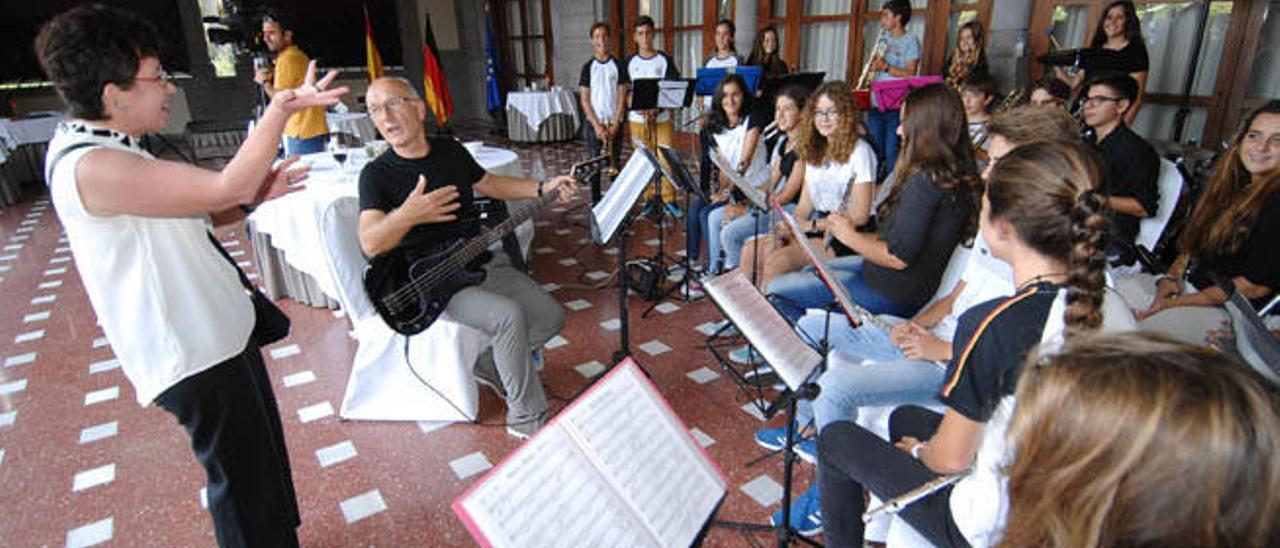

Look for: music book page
[454,359,727,548]
[592,150,654,244]
[776,205,881,329]
[703,271,822,390]
[658,80,691,109]
[707,149,769,209]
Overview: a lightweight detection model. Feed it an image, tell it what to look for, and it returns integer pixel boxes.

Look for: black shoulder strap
[43,142,99,184]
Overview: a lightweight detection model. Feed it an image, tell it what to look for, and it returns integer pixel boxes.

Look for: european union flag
[484,6,502,113]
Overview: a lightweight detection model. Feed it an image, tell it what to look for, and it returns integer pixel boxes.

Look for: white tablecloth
[325,112,379,143]
[0,113,64,164]
[247,144,524,305]
[506,89,579,131]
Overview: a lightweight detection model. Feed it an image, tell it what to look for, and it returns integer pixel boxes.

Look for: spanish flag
[363,4,384,82]
[422,14,454,125]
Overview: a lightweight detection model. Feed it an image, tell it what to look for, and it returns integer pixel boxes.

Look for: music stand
[703,270,826,548]
[636,144,710,315]
[629,78,696,291]
[758,71,825,119]
[591,148,660,369]
[695,66,764,96]
[775,204,890,331]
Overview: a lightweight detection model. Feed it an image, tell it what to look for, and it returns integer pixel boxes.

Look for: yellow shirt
[273,45,329,139]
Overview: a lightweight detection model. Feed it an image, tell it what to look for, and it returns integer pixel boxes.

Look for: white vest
[47,122,255,405]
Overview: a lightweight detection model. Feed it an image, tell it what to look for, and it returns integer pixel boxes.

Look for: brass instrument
[603,128,619,177]
[994,86,1026,115]
[855,29,888,90]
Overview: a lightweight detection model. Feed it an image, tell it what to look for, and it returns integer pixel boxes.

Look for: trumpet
[855,29,888,90]
[602,123,619,177]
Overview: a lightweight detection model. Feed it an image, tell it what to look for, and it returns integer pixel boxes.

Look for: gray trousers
[446,252,564,421]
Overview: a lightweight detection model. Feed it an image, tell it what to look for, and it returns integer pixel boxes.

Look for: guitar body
[364,241,489,335]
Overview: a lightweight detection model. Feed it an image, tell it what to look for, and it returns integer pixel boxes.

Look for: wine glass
[328,135,347,170]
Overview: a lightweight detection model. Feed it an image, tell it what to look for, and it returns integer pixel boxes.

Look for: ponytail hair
[985,140,1109,336]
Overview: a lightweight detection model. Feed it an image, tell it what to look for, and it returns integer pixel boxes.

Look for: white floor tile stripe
[4,352,36,368]
[298,401,334,423]
[340,490,387,524]
[316,440,358,468]
[686,367,720,384]
[638,340,672,356]
[89,359,120,374]
[23,311,51,323]
[38,280,62,290]
[31,295,56,305]
[92,337,108,348]
[72,463,116,492]
[270,344,301,360]
[0,410,16,428]
[449,452,493,480]
[84,387,120,406]
[283,370,316,387]
[574,360,606,378]
[544,335,568,349]
[740,475,783,507]
[563,299,592,311]
[44,267,67,276]
[0,379,28,396]
[49,256,71,264]
[79,421,118,444]
[15,329,46,344]
[66,516,113,548]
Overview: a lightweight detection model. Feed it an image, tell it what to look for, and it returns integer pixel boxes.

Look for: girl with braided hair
[814,139,1134,547]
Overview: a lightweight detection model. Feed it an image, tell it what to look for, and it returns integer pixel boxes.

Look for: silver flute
[862,473,968,522]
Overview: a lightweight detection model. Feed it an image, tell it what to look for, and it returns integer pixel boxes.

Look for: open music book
[775,204,890,331]
[592,147,656,245]
[453,358,728,548]
[707,148,769,210]
[703,271,823,391]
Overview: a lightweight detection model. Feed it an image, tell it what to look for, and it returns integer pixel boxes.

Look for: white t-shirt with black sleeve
[803,138,877,213]
[626,51,680,124]
[46,122,255,406]
[579,55,629,126]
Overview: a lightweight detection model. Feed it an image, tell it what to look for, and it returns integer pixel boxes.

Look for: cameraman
[254,11,330,155]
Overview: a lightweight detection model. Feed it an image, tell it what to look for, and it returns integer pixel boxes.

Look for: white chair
[319,196,488,422]
[1115,158,1185,275]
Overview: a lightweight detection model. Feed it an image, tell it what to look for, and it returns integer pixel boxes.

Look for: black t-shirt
[941,283,1059,422]
[862,171,971,315]
[358,138,487,256]
[1093,124,1159,255]
[1094,40,1150,75]
[1189,192,1280,307]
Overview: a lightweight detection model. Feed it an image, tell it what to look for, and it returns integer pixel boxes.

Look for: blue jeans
[706,205,727,272]
[284,134,327,156]
[767,257,915,322]
[791,313,946,432]
[686,199,725,270]
[866,109,900,182]
[721,210,768,270]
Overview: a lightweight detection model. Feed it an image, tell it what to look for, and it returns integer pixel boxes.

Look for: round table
[505,88,580,142]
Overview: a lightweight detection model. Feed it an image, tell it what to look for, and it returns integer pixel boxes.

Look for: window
[1247,0,1280,100]
[501,0,554,89]
[198,0,238,77]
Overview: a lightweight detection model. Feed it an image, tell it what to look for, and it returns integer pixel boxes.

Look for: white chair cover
[319,196,487,422]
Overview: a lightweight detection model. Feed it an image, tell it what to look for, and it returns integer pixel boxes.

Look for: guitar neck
[453,190,560,264]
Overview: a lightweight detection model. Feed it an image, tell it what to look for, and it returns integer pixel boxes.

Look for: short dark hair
[1031,75,1072,102]
[960,72,999,101]
[1086,72,1139,104]
[590,22,609,37]
[716,19,735,35]
[35,4,162,121]
[884,0,912,26]
[634,16,655,30]
[262,10,295,33]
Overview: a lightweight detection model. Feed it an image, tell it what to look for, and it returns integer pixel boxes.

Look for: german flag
[363,4,384,82]
[422,14,454,126]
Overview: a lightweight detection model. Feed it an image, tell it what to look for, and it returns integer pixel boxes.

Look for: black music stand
[588,147,663,372]
[629,78,696,293]
[702,271,826,548]
[638,145,709,316]
[758,72,825,119]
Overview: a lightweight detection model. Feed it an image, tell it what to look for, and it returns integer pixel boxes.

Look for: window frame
[492,0,556,90]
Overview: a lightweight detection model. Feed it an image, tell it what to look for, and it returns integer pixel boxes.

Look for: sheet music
[454,360,726,548]
[707,149,769,210]
[703,271,823,390]
[776,206,889,330]
[457,426,657,547]
[561,364,726,547]
[592,149,655,244]
[658,80,690,109]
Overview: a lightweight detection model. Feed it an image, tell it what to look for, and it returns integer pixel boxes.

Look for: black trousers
[155,343,301,548]
[583,122,621,204]
[817,405,970,548]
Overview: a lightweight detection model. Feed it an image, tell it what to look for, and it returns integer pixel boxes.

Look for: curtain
[802,22,850,81]
[1248,0,1280,98]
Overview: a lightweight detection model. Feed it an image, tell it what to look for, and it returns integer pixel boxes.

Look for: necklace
[1017,272,1067,292]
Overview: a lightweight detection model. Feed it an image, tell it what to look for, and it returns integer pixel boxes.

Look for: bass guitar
[365,155,608,335]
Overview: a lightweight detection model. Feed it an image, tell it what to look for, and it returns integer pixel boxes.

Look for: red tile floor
[0,123,823,547]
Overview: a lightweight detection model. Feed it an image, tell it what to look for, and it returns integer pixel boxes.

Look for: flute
[862,473,968,523]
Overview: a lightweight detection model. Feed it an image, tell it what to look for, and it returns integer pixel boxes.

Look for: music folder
[775,204,887,330]
[702,271,822,391]
[694,66,764,96]
[453,358,728,548]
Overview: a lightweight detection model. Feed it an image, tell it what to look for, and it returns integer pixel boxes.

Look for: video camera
[202,0,267,56]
